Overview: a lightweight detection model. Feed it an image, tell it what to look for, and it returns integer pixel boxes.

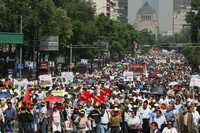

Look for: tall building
[89,0,120,21]
[117,0,128,22]
[172,0,191,33]
[174,0,191,11]
[134,2,159,39]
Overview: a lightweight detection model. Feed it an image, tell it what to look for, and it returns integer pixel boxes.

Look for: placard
[39,74,53,87]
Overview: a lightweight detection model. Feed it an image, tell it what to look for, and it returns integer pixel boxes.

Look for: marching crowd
[0,48,200,133]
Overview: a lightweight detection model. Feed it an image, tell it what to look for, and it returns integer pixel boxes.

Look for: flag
[23,86,31,109]
[79,90,92,104]
[93,95,105,105]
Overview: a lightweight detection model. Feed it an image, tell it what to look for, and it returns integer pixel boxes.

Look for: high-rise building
[172,0,191,33]
[117,0,128,22]
[174,0,191,11]
[89,0,120,21]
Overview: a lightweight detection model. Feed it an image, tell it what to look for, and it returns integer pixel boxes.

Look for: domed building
[134,2,159,40]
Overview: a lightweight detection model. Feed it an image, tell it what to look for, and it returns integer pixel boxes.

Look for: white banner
[61,72,74,85]
[123,71,133,81]
[39,74,53,87]
[190,75,200,88]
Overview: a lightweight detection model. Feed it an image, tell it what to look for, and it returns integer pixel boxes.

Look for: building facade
[134,2,159,40]
[174,0,191,11]
[172,0,191,33]
[117,0,128,22]
[88,0,128,22]
[88,0,120,21]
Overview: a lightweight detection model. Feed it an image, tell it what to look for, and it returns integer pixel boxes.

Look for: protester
[4,101,16,133]
[76,110,89,133]
[150,122,161,133]
[52,106,63,133]
[109,105,122,133]
[0,48,199,133]
[138,100,151,133]
[150,109,167,131]
[100,105,110,133]
[162,121,178,133]
[88,104,101,133]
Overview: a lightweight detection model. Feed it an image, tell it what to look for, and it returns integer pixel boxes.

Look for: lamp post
[19,16,23,79]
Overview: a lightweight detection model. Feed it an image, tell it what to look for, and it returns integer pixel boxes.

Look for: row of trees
[0,0,155,60]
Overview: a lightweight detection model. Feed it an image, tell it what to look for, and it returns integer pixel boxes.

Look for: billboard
[39,36,59,51]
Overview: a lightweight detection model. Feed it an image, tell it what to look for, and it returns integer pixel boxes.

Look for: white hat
[113,107,120,112]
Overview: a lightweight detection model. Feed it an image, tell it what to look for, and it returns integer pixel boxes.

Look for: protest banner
[39,74,53,87]
[190,75,200,88]
[123,71,134,81]
[61,72,74,85]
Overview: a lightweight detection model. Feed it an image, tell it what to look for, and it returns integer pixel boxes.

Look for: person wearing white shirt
[138,100,151,133]
[192,105,200,133]
[100,107,111,133]
[150,110,167,131]
[162,121,178,133]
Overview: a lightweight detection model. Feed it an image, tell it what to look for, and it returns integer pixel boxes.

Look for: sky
[128,0,173,33]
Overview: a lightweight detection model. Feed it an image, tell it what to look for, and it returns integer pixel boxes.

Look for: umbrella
[169,81,179,86]
[45,96,64,103]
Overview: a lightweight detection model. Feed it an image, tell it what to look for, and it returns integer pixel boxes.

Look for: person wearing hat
[109,106,122,133]
[76,110,89,133]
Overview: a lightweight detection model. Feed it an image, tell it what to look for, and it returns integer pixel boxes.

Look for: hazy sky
[128,0,173,33]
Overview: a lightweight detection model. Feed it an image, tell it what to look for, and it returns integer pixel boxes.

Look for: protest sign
[39,74,53,87]
[61,72,74,85]
[190,75,200,88]
[123,71,134,81]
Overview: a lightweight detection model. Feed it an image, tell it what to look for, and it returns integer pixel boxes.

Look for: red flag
[104,87,112,96]
[23,86,31,109]
[93,95,105,105]
[79,91,92,104]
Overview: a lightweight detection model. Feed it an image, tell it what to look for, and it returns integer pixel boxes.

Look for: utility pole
[69,43,73,71]
[172,0,175,34]
[19,16,23,79]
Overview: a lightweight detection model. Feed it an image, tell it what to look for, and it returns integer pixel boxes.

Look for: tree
[183,0,200,72]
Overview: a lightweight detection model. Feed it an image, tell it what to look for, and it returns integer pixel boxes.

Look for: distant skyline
[128,0,173,33]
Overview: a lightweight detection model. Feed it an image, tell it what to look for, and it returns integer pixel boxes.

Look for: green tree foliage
[183,0,200,71]
[0,0,155,60]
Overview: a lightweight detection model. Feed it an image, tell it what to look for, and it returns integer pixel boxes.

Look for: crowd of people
[0,48,199,133]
